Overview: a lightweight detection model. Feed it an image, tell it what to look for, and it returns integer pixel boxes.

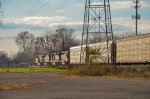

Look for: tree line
[14,26,80,65]
[0,25,137,67]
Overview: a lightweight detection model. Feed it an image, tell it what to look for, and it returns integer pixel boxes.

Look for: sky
[0,0,150,55]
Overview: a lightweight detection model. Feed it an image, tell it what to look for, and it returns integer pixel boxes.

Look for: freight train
[35,33,150,66]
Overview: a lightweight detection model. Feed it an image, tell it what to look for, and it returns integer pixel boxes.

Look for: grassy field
[0,68,66,73]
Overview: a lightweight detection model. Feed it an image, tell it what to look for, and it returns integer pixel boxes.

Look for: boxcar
[70,41,113,64]
[116,33,150,64]
[70,46,82,64]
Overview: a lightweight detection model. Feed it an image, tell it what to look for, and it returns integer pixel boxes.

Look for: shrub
[67,65,116,76]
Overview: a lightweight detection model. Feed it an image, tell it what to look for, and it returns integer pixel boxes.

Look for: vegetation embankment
[67,65,150,78]
[0,67,66,73]
[1,66,150,78]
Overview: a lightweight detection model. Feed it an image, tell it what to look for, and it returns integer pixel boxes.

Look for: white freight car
[70,41,112,64]
[116,33,150,64]
[70,46,82,64]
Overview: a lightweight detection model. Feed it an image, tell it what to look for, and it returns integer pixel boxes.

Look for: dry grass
[0,83,33,90]
[67,65,150,78]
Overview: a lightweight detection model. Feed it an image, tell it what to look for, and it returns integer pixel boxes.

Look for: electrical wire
[54,0,70,15]
[42,0,70,24]
[13,0,24,10]
[2,0,71,29]
[26,0,40,16]
[28,0,50,16]
[27,0,70,17]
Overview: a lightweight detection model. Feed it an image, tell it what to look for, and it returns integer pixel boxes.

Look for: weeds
[67,65,150,78]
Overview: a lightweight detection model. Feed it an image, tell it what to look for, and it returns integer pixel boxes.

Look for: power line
[26,0,40,16]
[42,0,70,24]
[54,0,70,15]
[13,0,24,10]
[27,0,50,16]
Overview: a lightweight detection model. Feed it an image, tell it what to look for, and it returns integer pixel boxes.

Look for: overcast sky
[0,0,150,54]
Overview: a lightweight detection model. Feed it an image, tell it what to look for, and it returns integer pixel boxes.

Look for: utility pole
[132,0,141,35]
[80,0,114,66]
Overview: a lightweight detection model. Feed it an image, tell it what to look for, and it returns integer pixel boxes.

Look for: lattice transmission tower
[80,0,114,66]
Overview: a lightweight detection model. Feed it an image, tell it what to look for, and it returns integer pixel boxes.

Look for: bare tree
[33,36,52,54]
[33,26,80,53]
[15,31,35,65]
[15,31,35,52]
[50,26,79,52]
